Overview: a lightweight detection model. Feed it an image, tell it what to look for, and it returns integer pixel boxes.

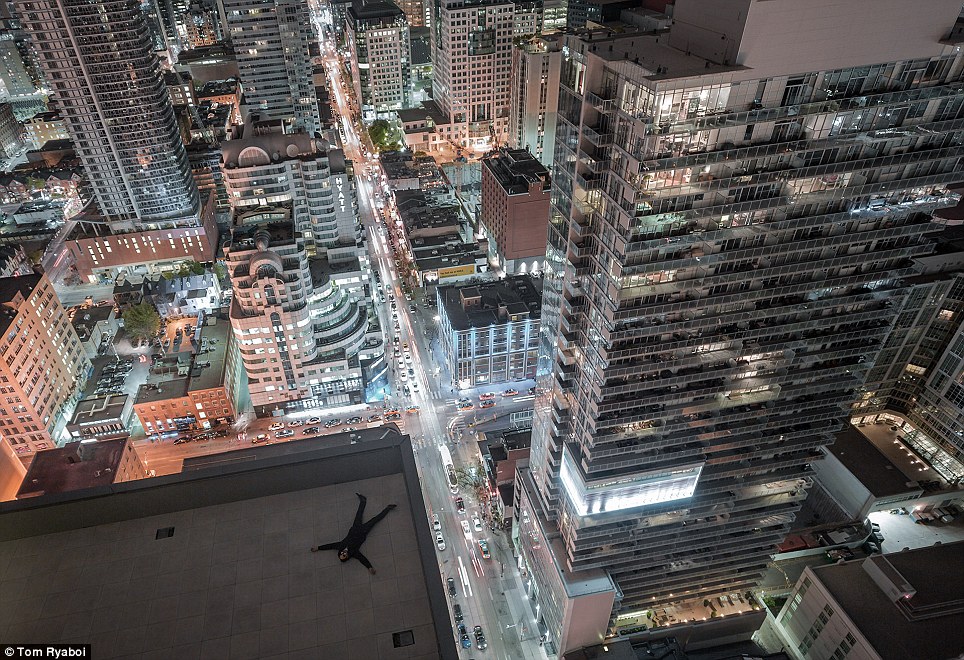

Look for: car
[268,422,285,431]
[402,384,411,396]
[252,434,269,444]
[457,402,474,411]
[435,532,446,551]
[455,497,465,514]
[480,400,496,409]
[402,342,409,350]
[412,381,420,391]
[458,397,471,404]
[307,416,321,424]
[346,416,362,425]
[400,372,408,382]
[478,539,490,559]
[473,516,483,532]
[287,419,304,427]
[461,520,472,538]
[409,305,417,313]
[407,368,414,376]
[368,414,382,422]
[432,514,441,531]
[503,389,519,397]
[404,353,413,363]
[275,429,294,438]
[325,418,341,428]
[479,392,496,400]
[453,604,463,622]
[406,406,420,414]
[344,427,358,432]
[447,576,456,596]
[460,632,472,649]
[303,426,321,435]
[385,284,392,292]
[474,626,487,650]
[385,412,402,421]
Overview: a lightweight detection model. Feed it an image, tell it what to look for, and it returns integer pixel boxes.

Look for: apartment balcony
[575,172,602,191]
[585,88,617,112]
[583,125,613,146]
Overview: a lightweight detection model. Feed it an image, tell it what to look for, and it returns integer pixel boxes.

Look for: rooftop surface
[811,541,964,660]
[0,428,456,660]
[15,438,129,498]
[825,425,917,498]
[438,274,543,331]
[482,148,550,195]
[0,273,40,335]
[70,394,129,425]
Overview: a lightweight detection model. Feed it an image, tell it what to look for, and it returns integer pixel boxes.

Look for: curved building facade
[13,0,199,227]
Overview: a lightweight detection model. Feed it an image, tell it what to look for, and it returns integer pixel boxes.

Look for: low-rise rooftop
[438,274,543,331]
[15,438,130,498]
[482,148,550,195]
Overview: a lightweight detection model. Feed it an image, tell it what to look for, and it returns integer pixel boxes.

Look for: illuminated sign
[438,264,476,279]
[560,446,702,517]
[335,177,347,212]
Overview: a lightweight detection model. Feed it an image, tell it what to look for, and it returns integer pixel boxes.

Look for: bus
[439,445,459,494]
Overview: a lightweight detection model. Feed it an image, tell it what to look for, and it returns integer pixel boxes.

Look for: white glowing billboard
[560,446,703,517]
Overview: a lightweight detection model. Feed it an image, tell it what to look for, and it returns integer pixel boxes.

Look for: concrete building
[0,428,459,659]
[0,274,90,457]
[437,274,542,388]
[225,217,375,414]
[222,122,363,264]
[0,36,35,99]
[395,0,425,28]
[0,435,25,501]
[12,0,201,229]
[508,35,561,168]
[429,0,515,151]
[175,42,239,84]
[519,0,964,653]
[133,323,238,435]
[185,0,225,48]
[480,147,550,274]
[512,0,542,37]
[23,111,69,149]
[222,0,320,134]
[143,272,222,318]
[66,394,134,442]
[70,303,120,359]
[773,542,964,660]
[0,102,23,158]
[852,228,964,485]
[15,437,147,499]
[347,0,412,118]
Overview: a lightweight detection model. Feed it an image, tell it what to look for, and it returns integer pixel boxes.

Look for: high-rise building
[223,0,320,134]
[0,36,35,99]
[430,0,515,150]
[0,274,90,458]
[395,0,424,28]
[508,35,561,168]
[0,102,24,158]
[185,0,225,48]
[517,0,964,653]
[221,123,363,263]
[12,0,201,228]
[224,215,374,413]
[154,0,191,57]
[853,229,964,484]
[512,0,542,37]
[480,147,551,274]
[347,0,412,117]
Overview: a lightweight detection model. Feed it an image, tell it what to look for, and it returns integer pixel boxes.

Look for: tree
[185,260,206,276]
[368,119,390,149]
[454,462,490,507]
[123,302,161,341]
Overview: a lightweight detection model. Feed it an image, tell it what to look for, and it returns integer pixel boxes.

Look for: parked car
[307,416,321,425]
[287,420,304,427]
[447,577,456,597]
[303,426,321,435]
[368,414,381,422]
[455,497,465,514]
[252,434,269,444]
[435,532,446,551]
[453,604,463,622]
[268,422,285,431]
[324,418,341,428]
[275,429,294,438]
[432,514,441,531]
[346,416,362,425]
[474,626,487,650]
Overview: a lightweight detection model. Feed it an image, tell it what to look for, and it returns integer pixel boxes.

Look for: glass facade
[14,0,200,227]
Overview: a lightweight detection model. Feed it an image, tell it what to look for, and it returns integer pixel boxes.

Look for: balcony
[583,125,613,146]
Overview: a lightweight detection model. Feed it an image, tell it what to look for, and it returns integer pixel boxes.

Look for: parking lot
[158,315,201,355]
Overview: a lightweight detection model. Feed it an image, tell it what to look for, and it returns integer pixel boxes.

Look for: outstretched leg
[363,504,397,532]
[352,493,368,528]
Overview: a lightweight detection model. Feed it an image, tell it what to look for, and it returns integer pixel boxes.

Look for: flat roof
[811,542,964,660]
[0,428,458,659]
[16,438,129,498]
[825,425,918,498]
[438,274,543,331]
[70,394,129,425]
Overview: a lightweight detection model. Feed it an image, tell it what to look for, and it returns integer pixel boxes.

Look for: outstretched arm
[354,551,376,574]
[312,541,342,552]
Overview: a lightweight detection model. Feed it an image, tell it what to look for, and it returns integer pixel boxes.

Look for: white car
[404,353,413,363]
[412,380,420,391]
[435,532,446,551]
[473,516,483,532]
[432,514,441,531]
[400,372,408,382]
[268,422,285,431]
[461,520,472,539]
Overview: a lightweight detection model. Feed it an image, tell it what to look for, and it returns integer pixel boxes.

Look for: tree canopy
[122,302,161,341]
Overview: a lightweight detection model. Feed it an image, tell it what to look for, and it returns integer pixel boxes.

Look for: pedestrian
[310,493,396,574]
